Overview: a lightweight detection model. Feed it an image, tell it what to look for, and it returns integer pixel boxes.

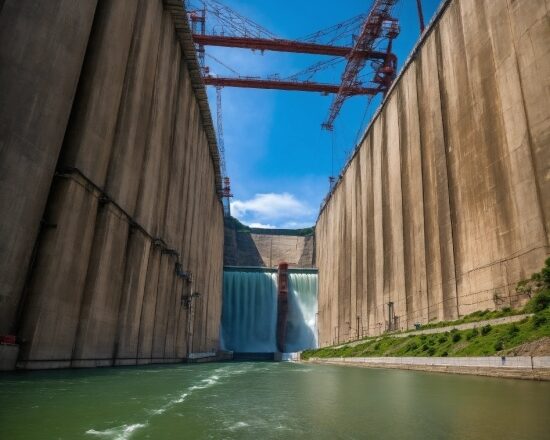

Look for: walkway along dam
[0,0,549,369]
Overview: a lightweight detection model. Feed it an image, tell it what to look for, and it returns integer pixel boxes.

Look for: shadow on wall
[236,231,264,267]
[298,235,315,268]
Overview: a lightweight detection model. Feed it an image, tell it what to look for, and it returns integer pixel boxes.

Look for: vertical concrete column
[17,177,99,368]
[416,35,457,321]
[105,0,164,216]
[135,11,180,236]
[164,274,182,360]
[342,173,352,342]
[164,67,192,252]
[137,245,161,364]
[72,206,129,367]
[353,161,364,339]
[336,190,346,343]
[189,134,208,352]
[163,63,193,360]
[349,162,359,339]
[115,231,151,365]
[152,254,175,361]
[385,94,407,330]
[506,0,550,244]
[192,133,215,352]
[372,119,385,333]
[0,0,97,334]
[206,203,224,351]
[362,137,377,335]
[398,65,428,326]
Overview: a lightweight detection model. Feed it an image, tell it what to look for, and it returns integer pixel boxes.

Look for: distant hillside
[224,216,314,237]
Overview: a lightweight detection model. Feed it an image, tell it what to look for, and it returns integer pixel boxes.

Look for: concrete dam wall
[224,219,315,268]
[315,0,550,346]
[0,0,224,369]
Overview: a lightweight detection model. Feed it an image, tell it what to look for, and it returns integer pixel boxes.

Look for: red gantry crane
[188,0,400,126]
[186,0,402,204]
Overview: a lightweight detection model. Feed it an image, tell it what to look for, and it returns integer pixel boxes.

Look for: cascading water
[286,273,318,352]
[220,269,318,353]
[221,270,278,353]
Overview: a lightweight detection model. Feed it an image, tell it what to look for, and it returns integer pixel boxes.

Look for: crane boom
[204,76,378,95]
[192,34,388,59]
[322,0,399,130]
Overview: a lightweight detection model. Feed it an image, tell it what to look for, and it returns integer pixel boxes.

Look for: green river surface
[1,361,549,440]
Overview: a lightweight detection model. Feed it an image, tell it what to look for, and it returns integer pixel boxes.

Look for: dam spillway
[220,267,318,354]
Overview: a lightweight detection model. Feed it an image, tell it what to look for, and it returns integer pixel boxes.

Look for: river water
[1,362,549,439]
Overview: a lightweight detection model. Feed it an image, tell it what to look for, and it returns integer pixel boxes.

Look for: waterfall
[220,269,318,353]
[221,271,278,353]
[286,273,318,352]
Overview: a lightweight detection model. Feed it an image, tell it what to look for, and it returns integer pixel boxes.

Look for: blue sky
[196,0,442,228]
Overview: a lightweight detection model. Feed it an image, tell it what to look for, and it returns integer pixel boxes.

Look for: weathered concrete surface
[2,0,224,369]
[224,223,315,268]
[0,0,97,335]
[316,0,550,347]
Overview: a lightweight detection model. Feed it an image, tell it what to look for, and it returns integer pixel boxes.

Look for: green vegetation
[224,216,314,236]
[303,259,550,360]
[302,308,549,359]
[415,308,519,331]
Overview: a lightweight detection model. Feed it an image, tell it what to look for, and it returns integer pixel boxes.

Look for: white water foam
[86,366,251,438]
[228,421,250,431]
[86,423,147,440]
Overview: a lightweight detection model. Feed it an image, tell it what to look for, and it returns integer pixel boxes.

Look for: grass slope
[303,259,550,360]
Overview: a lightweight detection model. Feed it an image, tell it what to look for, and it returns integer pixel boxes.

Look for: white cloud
[231,192,314,222]
[248,222,276,229]
[230,192,316,229]
[281,221,314,229]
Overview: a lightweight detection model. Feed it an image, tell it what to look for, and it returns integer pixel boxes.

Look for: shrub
[420,334,427,341]
[502,307,512,313]
[481,324,492,336]
[441,351,448,357]
[374,342,381,350]
[452,332,461,343]
[524,289,550,313]
[532,313,547,329]
[494,340,504,351]
[542,258,550,284]
[508,324,519,336]
[406,342,418,352]
[438,335,447,343]
[466,328,479,340]
[427,347,436,356]
[421,344,429,352]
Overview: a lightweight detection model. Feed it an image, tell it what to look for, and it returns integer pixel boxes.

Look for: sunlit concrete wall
[0,0,224,368]
[315,0,550,346]
[224,225,315,268]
